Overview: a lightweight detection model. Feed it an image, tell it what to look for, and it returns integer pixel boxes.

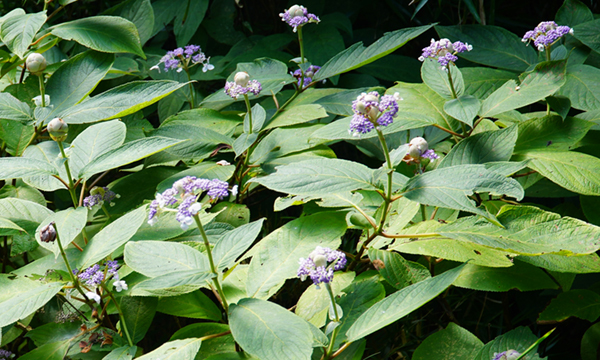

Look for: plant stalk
[243,94,253,133]
[38,75,46,107]
[102,284,134,347]
[57,141,79,208]
[186,70,195,109]
[324,283,341,359]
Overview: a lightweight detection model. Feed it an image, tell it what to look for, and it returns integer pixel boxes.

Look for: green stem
[375,128,393,233]
[324,283,341,359]
[243,94,253,133]
[103,285,134,347]
[514,328,555,360]
[545,46,551,115]
[298,26,306,64]
[186,70,195,109]
[447,67,458,99]
[57,141,79,207]
[193,214,228,314]
[38,75,46,107]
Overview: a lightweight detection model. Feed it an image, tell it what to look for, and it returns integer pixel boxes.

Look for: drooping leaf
[443,95,481,127]
[50,16,144,57]
[120,296,157,343]
[124,240,208,277]
[0,11,46,58]
[0,281,63,327]
[213,219,264,272]
[513,115,592,153]
[17,340,70,360]
[233,133,258,157]
[421,59,464,99]
[244,103,266,133]
[35,207,88,258]
[412,323,483,360]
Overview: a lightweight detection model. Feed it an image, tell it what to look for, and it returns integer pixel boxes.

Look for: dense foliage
[1,0,600,359]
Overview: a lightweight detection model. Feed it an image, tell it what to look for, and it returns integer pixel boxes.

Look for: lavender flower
[349,91,402,137]
[298,246,347,289]
[0,349,14,359]
[418,38,473,71]
[224,71,262,99]
[83,187,120,209]
[279,5,320,32]
[492,350,521,360]
[78,264,104,286]
[150,45,214,73]
[292,65,321,88]
[522,21,573,51]
[147,176,235,228]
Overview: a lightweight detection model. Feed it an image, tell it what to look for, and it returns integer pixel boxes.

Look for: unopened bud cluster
[418,38,473,71]
[403,137,439,164]
[224,71,262,99]
[349,91,402,137]
[522,21,573,51]
[26,53,46,75]
[279,4,320,32]
[47,118,68,142]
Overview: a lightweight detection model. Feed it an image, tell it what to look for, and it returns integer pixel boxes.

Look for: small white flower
[216,160,231,166]
[113,280,128,292]
[231,185,238,197]
[86,291,101,304]
[189,203,202,215]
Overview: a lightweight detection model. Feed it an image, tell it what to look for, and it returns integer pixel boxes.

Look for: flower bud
[26,53,47,75]
[313,254,328,268]
[89,186,106,197]
[355,101,367,114]
[363,94,379,103]
[368,106,380,121]
[32,94,51,107]
[47,117,68,142]
[408,137,428,158]
[288,4,305,17]
[234,71,250,87]
[40,222,57,243]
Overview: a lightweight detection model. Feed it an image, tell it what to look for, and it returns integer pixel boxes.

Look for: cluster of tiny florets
[279,5,320,32]
[292,65,321,88]
[492,350,521,360]
[151,45,214,73]
[0,349,14,360]
[224,71,262,100]
[407,136,439,161]
[75,261,126,298]
[349,91,402,137]
[418,38,473,71]
[83,187,120,209]
[148,176,237,229]
[298,246,347,288]
[522,21,573,51]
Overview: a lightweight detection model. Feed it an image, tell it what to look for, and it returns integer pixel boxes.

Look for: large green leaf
[251,158,377,196]
[229,298,314,360]
[0,120,35,156]
[0,198,52,225]
[35,207,87,258]
[556,64,600,111]
[514,151,600,195]
[157,291,221,321]
[401,164,524,224]
[0,281,63,327]
[246,212,347,299]
[213,219,264,272]
[17,340,70,360]
[0,11,46,58]
[20,141,66,191]
[472,327,545,360]
[174,0,208,46]
[61,80,187,124]
[438,125,518,168]
[78,136,183,179]
[345,264,465,342]
[413,323,483,360]
[78,207,146,269]
[42,51,115,123]
[0,217,25,235]
[556,0,594,26]
[479,60,567,117]
[313,25,432,81]
[102,346,137,360]
[453,261,557,291]
[50,16,144,57]
[421,59,464,99]
[169,323,234,359]
[135,338,202,360]
[314,88,372,116]
[539,289,600,322]
[105,0,155,45]
[0,158,59,180]
[573,19,600,55]
[435,25,538,71]
[368,249,430,289]
[120,296,157,343]
[69,120,126,178]
[0,93,32,122]
[124,240,208,277]
[462,67,517,100]
[513,115,592,153]
[443,95,481,127]
[264,104,328,130]
[150,124,233,163]
[131,270,214,297]
[249,124,326,165]
[296,272,355,327]
[519,253,600,273]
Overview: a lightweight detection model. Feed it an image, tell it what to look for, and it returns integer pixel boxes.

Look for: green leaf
[42,51,115,123]
[0,93,32,122]
[546,95,571,120]
[105,0,154,45]
[251,158,377,196]
[19,141,66,191]
[0,120,35,156]
[0,158,59,180]
[124,240,208,277]
[135,338,202,360]
[213,219,264,272]
[556,0,594,26]
[229,298,313,360]
[556,64,600,111]
[265,104,328,130]
[211,202,250,227]
[35,207,87,258]
[514,151,600,195]
[479,60,567,117]
[26,322,81,346]
[69,120,126,178]
[314,88,373,116]
[413,323,483,360]
[513,115,592,153]
[61,80,187,124]
[462,67,517,100]
[0,11,46,58]
[0,217,25,235]
[345,264,465,342]
[368,249,430,289]
[439,126,518,168]
[313,25,432,81]
[245,103,266,133]
[233,133,258,157]
[472,327,545,360]
[157,290,221,321]
[17,340,70,360]
[573,19,600,55]
[78,206,146,269]
[435,25,537,71]
[421,59,464,99]
[120,296,157,343]
[401,164,524,224]
[131,270,214,297]
[102,345,137,360]
[79,136,184,179]
[443,95,481,127]
[539,289,600,322]
[582,323,600,360]
[0,197,52,227]
[150,124,233,163]
[246,212,347,299]
[50,16,144,57]
[0,281,63,327]
[249,124,327,165]
[296,272,355,327]
[453,260,557,291]
[518,253,600,273]
[174,0,208,47]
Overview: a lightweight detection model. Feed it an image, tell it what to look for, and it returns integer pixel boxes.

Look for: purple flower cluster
[148,176,236,229]
[0,349,13,360]
[298,246,347,289]
[349,91,402,137]
[279,5,320,32]
[151,45,214,73]
[418,38,473,71]
[83,187,119,209]
[224,79,262,100]
[78,264,104,286]
[292,65,321,88]
[407,137,439,161]
[522,21,573,51]
[492,350,521,360]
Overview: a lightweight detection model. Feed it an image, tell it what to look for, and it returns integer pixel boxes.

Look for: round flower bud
[313,254,328,268]
[288,4,305,18]
[368,106,380,121]
[39,222,57,243]
[26,53,47,75]
[355,101,367,114]
[363,94,379,103]
[234,71,250,87]
[47,117,68,142]
[408,137,429,158]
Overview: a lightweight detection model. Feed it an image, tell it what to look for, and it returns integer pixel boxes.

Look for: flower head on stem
[418,38,473,71]
[403,136,439,167]
[292,65,321,88]
[224,71,262,100]
[522,21,573,51]
[83,186,120,209]
[349,91,402,137]
[297,246,346,289]
[150,45,214,73]
[279,4,320,32]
